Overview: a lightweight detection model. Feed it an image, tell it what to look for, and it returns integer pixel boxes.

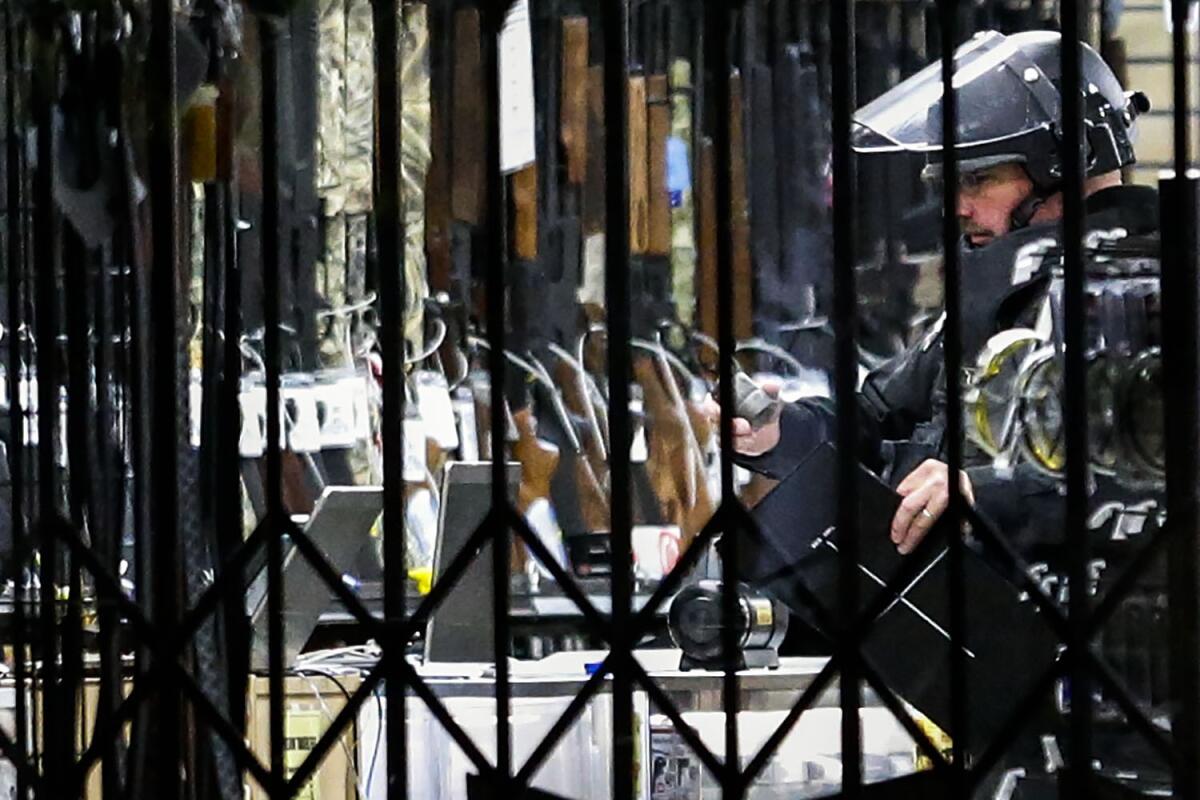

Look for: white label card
[629,399,648,463]
[415,370,460,451]
[403,417,427,482]
[314,380,360,449]
[189,370,203,448]
[453,387,480,461]
[498,0,536,173]
[579,234,606,306]
[284,385,323,453]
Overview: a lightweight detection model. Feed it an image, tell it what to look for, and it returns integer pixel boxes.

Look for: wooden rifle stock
[512,165,538,262]
[512,406,558,573]
[632,356,713,552]
[553,358,610,495]
[657,356,714,549]
[646,74,671,258]
[560,17,590,187]
[728,69,754,341]
[530,369,610,534]
[627,75,649,255]
[451,8,485,226]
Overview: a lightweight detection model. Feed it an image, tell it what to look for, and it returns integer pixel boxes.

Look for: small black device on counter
[667,579,789,671]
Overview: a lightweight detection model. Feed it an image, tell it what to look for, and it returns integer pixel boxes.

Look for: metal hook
[734,338,807,379]
[316,292,378,320]
[406,317,448,367]
[547,341,608,461]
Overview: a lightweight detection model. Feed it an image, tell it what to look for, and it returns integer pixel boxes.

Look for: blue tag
[666,136,691,208]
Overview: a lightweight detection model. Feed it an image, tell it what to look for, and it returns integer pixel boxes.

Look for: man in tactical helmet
[709,29,1169,796]
[708,29,1154,555]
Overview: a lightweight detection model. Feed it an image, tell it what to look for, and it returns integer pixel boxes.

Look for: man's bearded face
[955,163,1036,248]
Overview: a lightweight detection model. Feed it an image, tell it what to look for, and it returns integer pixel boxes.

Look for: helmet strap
[1010,187,1051,230]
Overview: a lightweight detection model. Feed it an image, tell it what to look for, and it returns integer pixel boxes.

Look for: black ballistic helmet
[852,30,1150,192]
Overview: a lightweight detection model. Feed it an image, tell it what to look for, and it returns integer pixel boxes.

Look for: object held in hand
[731,372,782,431]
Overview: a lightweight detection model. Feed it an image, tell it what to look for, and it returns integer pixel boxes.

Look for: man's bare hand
[700,379,782,457]
[890,459,975,555]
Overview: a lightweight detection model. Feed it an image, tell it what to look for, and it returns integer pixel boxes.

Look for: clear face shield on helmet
[851,30,1146,192]
[851,31,1062,163]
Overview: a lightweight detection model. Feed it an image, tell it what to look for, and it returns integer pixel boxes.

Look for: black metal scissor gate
[0,0,1196,797]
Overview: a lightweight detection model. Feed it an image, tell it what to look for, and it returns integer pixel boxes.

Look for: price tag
[284,384,322,453]
[414,370,459,451]
[578,234,606,306]
[56,390,68,468]
[453,386,480,461]
[314,378,359,449]
[18,373,37,446]
[498,0,536,173]
[189,369,203,448]
[523,497,567,574]
[345,373,373,440]
[406,487,438,569]
[630,399,648,463]
[403,417,427,482]
[238,385,266,457]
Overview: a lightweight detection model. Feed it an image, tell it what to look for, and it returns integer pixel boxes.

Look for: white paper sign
[498,0,537,173]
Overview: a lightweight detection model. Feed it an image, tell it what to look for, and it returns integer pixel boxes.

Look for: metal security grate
[0,0,1195,798]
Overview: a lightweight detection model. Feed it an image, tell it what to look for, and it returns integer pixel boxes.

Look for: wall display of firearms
[187,0,1058,597]
[0,0,1115,640]
[23,0,1087,609]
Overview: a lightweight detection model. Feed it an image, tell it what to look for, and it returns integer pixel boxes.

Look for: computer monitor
[424,461,521,663]
[248,485,382,672]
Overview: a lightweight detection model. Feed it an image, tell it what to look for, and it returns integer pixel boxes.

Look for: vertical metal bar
[124,7,157,785]
[482,0,512,786]
[602,0,635,794]
[257,11,287,794]
[214,32,248,743]
[3,11,29,797]
[62,216,90,800]
[1164,0,1200,794]
[1058,0,1092,794]
[935,0,968,787]
[195,26,243,795]
[31,22,62,796]
[124,17,154,792]
[828,0,861,794]
[706,0,740,794]
[95,282,121,800]
[1163,180,1200,798]
[371,0,408,797]
[93,32,123,790]
[148,0,183,794]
